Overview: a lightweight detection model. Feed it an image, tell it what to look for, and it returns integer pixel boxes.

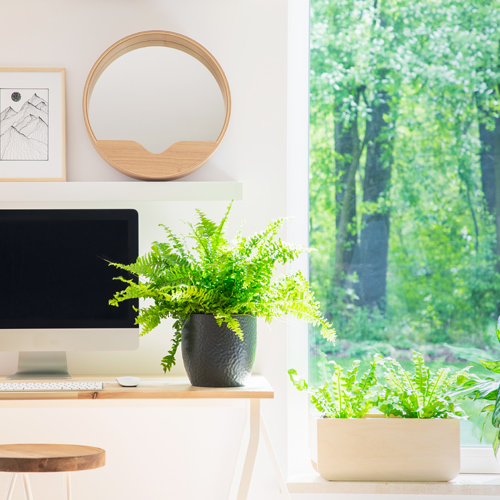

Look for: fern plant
[109,202,335,372]
[288,354,383,418]
[377,352,472,419]
[289,352,473,420]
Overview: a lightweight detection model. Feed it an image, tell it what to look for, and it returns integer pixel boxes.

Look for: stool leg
[65,472,71,500]
[3,474,17,500]
[22,474,33,500]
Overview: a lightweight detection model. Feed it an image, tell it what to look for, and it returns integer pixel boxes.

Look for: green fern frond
[427,368,450,404]
[384,361,406,394]
[290,355,383,418]
[379,352,475,419]
[357,354,382,392]
[288,369,308,391]
[344,360,360,391]
[109,279,156,306]
[267,297,336,343]
[331,363,346,414]
[158,228,194,263]
[135,305,166,335]
[211,200,232,255]
[413,351,430,405]
[160,324,183,373]
[236,218,287,257]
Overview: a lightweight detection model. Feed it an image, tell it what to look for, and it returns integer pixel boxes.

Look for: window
[308,0,500,450]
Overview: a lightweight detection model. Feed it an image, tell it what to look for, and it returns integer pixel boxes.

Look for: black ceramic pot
[181,314,257,387]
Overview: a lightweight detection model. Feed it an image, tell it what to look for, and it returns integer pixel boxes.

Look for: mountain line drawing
[0,92,49,161]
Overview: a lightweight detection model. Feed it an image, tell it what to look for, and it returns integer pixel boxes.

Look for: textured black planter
[181,314,257,387]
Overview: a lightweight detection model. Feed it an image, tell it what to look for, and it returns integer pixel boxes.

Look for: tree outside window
[309,0,500,445]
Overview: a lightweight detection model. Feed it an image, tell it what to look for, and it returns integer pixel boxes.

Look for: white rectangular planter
[311,416,460,482]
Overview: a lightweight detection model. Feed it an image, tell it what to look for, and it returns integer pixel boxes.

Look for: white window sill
[287,472,500,496]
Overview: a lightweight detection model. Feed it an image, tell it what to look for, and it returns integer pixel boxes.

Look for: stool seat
[0,444,105,473]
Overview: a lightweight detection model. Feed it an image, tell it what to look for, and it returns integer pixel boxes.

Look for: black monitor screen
[0,209,139,329]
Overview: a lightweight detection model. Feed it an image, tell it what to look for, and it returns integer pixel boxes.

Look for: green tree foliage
[310,0,500,353]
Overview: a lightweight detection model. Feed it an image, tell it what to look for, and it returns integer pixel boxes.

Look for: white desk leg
[65,472,72,500]
[260,414,291,499]
[22,474,33,500]
[236,399,261,500]
[3,474,16,500]
[234,400,290,500]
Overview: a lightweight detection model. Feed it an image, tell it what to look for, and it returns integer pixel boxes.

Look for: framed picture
[0,68,66,182]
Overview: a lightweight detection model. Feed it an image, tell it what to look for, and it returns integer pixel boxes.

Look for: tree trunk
[478,102,500,271]
[334,105,358,279]
[495,119,500,272]
[479,117,499,216]
[334,91,362,283]
[358,90,394,311]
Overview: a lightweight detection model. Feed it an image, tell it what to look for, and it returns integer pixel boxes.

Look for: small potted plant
[109,202,335,387]
[289,352,473,482]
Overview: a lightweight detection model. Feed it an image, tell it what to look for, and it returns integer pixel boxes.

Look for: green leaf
[494,430,500,458]
[492,387,500,428]
[448,379,499,401]
[479,359,500,374]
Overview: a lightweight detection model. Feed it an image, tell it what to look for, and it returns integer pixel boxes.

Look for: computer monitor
[0,208,139,379]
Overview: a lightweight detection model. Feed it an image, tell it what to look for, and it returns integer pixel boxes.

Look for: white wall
[0,2,485,499]
[0,1,289,498]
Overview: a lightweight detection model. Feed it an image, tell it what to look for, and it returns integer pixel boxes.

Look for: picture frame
[0,68,66,182]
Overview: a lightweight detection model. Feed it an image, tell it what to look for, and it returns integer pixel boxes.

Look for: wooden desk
[0,375,288,500]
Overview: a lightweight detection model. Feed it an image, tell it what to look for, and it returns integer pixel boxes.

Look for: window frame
[286,0,500,477]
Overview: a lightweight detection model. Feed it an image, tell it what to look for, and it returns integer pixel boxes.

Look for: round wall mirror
[83,31,231,181]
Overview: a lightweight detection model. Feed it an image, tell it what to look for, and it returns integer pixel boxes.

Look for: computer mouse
[116,376,140,387]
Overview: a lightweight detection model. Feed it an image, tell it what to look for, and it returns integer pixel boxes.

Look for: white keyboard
[0,382,103,391]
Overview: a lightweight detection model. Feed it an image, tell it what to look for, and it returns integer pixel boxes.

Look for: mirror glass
[88,47,226,154]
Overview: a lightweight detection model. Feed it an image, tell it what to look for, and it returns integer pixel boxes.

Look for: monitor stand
[8,352,71,379]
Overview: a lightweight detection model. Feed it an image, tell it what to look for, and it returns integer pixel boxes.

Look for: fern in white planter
[289,352,475,481]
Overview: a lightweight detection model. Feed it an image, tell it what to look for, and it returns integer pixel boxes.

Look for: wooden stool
[0,444,105,500]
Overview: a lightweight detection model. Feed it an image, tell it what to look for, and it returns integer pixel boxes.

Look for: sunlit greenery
[291,351,475,419]
[309,0,500,445]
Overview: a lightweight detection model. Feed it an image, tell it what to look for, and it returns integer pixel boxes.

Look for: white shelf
[0,181,243,202]
[287,472,500,496]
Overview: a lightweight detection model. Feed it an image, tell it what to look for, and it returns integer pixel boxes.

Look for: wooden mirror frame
[83,31,231,181]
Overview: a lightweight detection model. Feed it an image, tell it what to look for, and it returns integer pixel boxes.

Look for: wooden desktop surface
[0,375,274,401]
